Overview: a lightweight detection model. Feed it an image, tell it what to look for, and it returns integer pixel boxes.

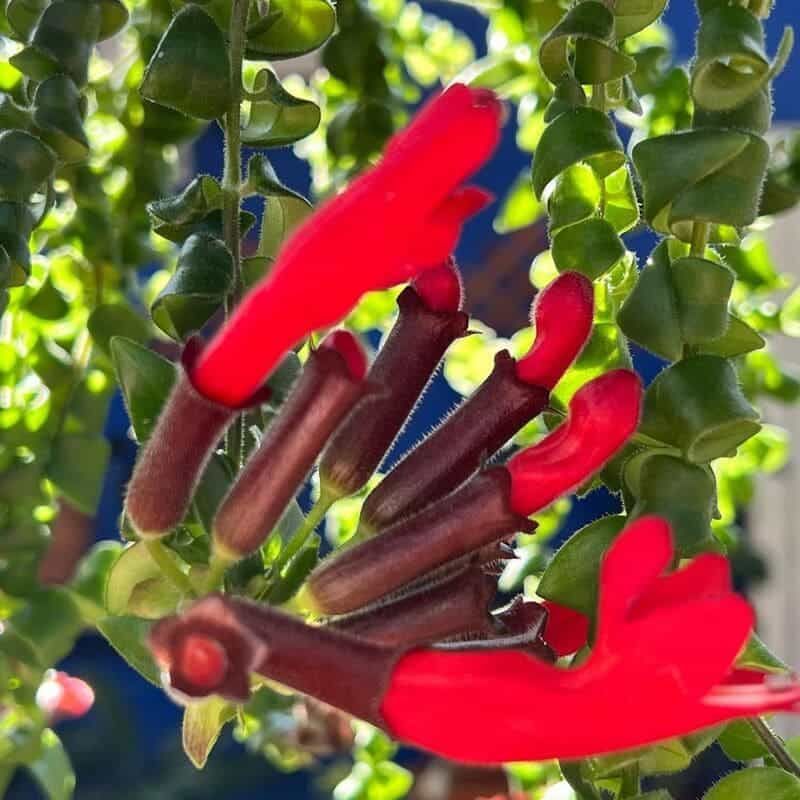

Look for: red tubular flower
[319,259,469,500]
[124,338,269,539]
[506,369,641,517]
[149,516,800,764]
[302,368,638,616]
[191,84,503,408]
[213,330,368,561]
[540,600,590,657]
[358,271,594,535]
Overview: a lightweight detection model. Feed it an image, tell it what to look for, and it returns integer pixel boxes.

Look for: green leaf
[96,615,160,686]
[718,720,769,762]
[192,452,235,534]
[182,696,235,769]
[26,277,69,320]
[737,632,789,673]
[703,767,800,800]
[533,107,626,199]
[247,155,312,259]
[70,541,122,611]
[640,356,760,463]
[538,515,626,618]
[27,729,75,800]
[10,589,84,665]
[110,337,176,441]
[241,69,321,148]
[151,233,233,340]
[552,218,625,279]
[105,542,182,619]
[269,535,320,604]
[614,0,668,39]
[140,5,231,120]
[0,130,57,202]
[45,434,110,515]
[548,163,602,233]
[246,0,336,60]
[700,315,765,357]
[88,303,150,356]
[32,75,89,164]
[494,169,542,233]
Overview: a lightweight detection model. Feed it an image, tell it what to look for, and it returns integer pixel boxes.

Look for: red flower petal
[410,258,464,314]
[515,272,594,389]
[318,330,368,381]
[541,600,589,657]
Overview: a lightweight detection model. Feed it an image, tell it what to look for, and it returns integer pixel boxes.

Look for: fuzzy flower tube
[191,84,503,408]
[301,368,640,615]
[212,331,369,562]
[358,271,594,535]
[149,516,800,764]
[319,259,469,501]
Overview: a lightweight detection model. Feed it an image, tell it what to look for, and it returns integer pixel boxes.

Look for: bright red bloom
[381,516,800,763]
[507,369,641,516]
[541,600,590,657]
[36,671,95,720]
[410,258,463,314]
[192,84,503,407]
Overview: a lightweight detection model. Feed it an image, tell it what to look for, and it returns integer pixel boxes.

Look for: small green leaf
[27,729,75,800]
[45,434,110,515]
[10,589,84,665]
[151,233,233,340]
[614,0,668,39]
[246,0,336,60]
[26,277,69,319]
[718,720,769,762]
[242,68,321,148]
[182,696,235,769]
[193,452,235,534]
[110,337,176,441]
[140,5,231,120]
[699,315,765,357]
[105,541,182,618]
[269,535,320,604]
[88,303,150,356]
[96,615,160,685]
[552,218,625,279]
[538,515,626,618]
[703,767,800,800]
[70,541,122,610]
[737,632,789,674]
[31,74,89,164]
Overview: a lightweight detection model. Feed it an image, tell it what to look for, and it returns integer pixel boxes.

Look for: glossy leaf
[551,218,625,279]
[27,729,75,800]
[140,5,231,120]
[614,0,668,39]
[703,767,800,800]
[10,589,84,665]
[110,337,176,441]
[241,69,321,148]
[246,0,336,60]
[151,233,233,340]
[698,315,764,357]
[718,720,769,762]
[32,75,89,164]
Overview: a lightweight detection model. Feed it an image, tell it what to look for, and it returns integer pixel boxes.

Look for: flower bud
[319,260,468,499]
[213,331,368,561]
[36,671,95,720]
[124,338,267,539]
[150,594,400,726]
[329,562,496,647]
[358,272,593,534]
[301,467,535,616]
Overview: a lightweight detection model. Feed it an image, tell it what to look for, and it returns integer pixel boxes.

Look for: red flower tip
[191,82,502,407]
[515,272,594,389]
[36,671,95,719]
[176,634,229,692]
[540,601,590,657]
[507,369,641,516]
[411,258,464,313]
[318,330,368,381]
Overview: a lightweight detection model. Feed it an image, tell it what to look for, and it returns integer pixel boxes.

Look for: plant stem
[591,83,606,112]
[222,0,250,464]
[749,716,800,777]
[618,764,640,798]
[145,539,196,598]
[690,221,710,257]
[270,493,335,583]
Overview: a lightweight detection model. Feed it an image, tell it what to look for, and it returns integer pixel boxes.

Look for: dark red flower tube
[124,338,268,539]
[303,368,638,616]
[319,260,469,500]
[328,561,496,647]
[149,517,800,764]
[358,271,594,535]
[190,84,503,409]
[301,467,535,616]
[213,331,368,562]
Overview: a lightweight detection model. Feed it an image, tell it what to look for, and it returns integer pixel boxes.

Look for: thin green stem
[204,551,233,594]
[690,221,710,257]
[146,539,196,598]
[222,0,250,463]
[591,83,606,112]
[749,717,800,777]
[618,764,640,798]
[270,493,335,582]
